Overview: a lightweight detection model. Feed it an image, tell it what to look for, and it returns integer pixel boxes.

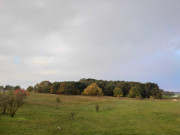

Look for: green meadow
[0,93,180,135]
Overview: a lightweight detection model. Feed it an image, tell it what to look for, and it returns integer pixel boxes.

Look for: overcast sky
[0,0,180,91]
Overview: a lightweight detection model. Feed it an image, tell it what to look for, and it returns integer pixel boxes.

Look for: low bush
[95,104,99,112]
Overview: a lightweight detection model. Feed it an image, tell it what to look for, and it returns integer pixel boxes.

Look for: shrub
[95,104,99,112]
[150,96,155,100]
[56,97,61,103]
[55,97,61,109]
[82,83,103,96]
[7,90,27,117]
[70,112,75,119]
[0,89,27,117]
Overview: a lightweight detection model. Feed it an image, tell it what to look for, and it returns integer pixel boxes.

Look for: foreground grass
[0,93,180,135]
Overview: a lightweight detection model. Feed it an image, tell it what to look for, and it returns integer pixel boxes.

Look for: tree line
[0,85,21,91]
[26,78,163,99]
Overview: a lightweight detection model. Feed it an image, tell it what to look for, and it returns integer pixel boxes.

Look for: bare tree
[7,90,27,117]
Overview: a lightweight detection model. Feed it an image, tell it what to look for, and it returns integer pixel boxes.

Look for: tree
[7,89,27,117]
[31,78,162,99]
[82,83,103,96]
[55,97,61,109]
[115,81,130,96]
[34,81,52,93]
[0,89,27,117]
[57,83,65,94]
[128,85,146,98]
[162,91,175,96]
[27,86,33,92]
[144,82,159,98]
[113,87,124,97]
[128,85,140,98]
[156,91,162,99]
[0,92,8,114]
[14,85,21,90]
[4,85,13,91]
[0,86,4,91]
[63,82,81,95]
[50,82,60,94]
[128,87,137,98]
[151,88,162,99]
[103,81,115,96]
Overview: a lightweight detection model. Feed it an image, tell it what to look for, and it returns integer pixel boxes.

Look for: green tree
[115,81,130,96]
[27,86,33,92]
[50,82,60,94]
[128,85,144,98]
[14,85,21,90]
[104,81,115,96]
[151,88,162,99]
[113,87,124,97]
[55,97,61,109]
[0,86,3,91]
[4,85,13,91]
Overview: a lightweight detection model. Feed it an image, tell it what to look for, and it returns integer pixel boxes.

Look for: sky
[0,0,180,91]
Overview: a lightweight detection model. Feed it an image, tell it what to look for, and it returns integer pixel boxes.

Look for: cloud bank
[0,0,180,91]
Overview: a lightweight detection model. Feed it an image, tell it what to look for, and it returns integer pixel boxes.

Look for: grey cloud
[0,0,180,91]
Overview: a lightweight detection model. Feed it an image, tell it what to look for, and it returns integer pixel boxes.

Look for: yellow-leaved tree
[57,83,65,94]
[82,83,103,96]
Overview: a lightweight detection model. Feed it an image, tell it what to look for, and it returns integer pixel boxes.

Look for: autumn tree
[57,83,65,94]
[82,83,103,96]
[7,89,27,117]
[113,87,124,97]
[0,89,28,117]
[34,81,52,93]
[128,85,145,98]
[27,86,33,92]
[32,78,162,99]
[50,82,60,94]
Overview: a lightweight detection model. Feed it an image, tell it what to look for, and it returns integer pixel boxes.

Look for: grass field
[0,93,180,135]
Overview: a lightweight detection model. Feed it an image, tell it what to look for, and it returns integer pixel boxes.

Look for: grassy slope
[0,93,180,135]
